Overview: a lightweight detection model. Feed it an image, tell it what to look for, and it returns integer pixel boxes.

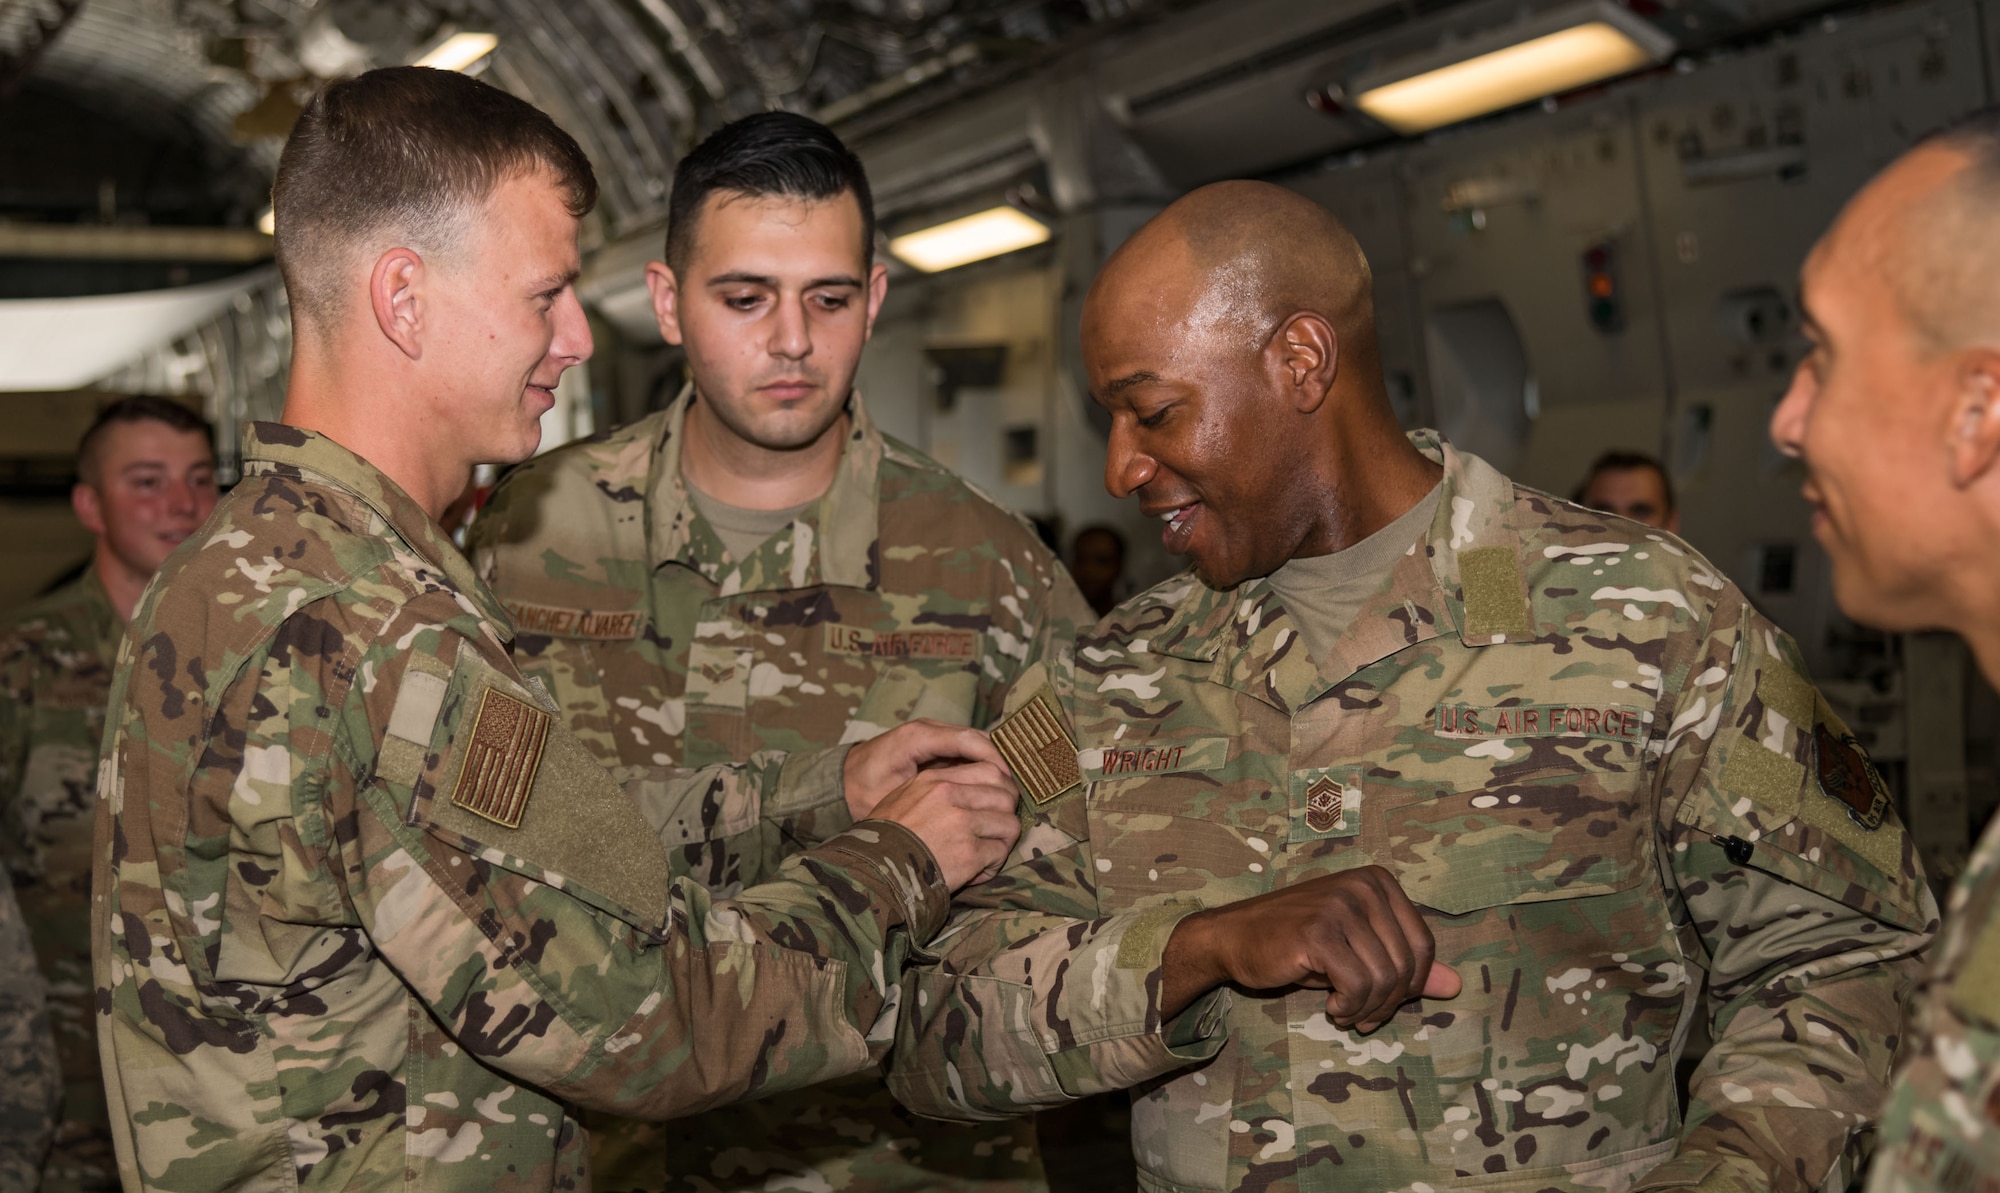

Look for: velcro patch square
[992,688,1080,807]
[451,687,550,829]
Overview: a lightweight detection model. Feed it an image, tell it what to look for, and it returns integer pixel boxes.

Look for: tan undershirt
[1265,484,1444,665]
[685,482,814,564]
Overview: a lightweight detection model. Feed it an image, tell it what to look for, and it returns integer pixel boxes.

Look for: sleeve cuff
[768,744,853,816]
[1044,902,1230,1096]
[809,820,952,943]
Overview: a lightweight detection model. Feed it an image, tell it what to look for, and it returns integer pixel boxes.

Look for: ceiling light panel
[889,207,1052,273]
[414,32,499,74]
[1352,1,1673,134]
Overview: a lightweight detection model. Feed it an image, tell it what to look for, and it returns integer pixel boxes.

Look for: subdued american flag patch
[450,687,549,828]
[991,688,1081,807]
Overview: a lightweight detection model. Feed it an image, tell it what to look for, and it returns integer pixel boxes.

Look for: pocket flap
[1381,782,1649,916]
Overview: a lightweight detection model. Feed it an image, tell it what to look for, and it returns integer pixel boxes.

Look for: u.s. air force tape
[450,687,550,829]
[990,688,1081,807]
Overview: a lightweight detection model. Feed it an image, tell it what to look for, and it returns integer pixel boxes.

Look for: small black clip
[1719,835,1755,865]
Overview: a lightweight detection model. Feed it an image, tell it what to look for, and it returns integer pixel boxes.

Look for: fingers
[845,722,1013,819]
[870,761,1021,890]
[892,720,1011,772]
[1319,914,1401,1030]
[1422,961,1463,1000]
[1351,867,1435,1031]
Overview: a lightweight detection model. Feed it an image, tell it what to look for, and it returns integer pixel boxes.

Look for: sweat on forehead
[1089,181,1376,338]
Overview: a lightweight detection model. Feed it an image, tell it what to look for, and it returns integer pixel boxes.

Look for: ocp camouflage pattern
[471,389,1088,1191]
[0,569,120,1190]
[1866,798,2000,1193]
[0,859,59,1193]
[889,431,1937,1193]
[93,422,957,1192]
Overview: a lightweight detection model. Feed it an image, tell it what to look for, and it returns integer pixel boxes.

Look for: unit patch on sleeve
[991,688,1081,807]
[1814,721,1891,830]
[450,687,550,828]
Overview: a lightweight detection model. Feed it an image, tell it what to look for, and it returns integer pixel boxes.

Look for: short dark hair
[1573,450,1674,512]
[78,396,214,485]
[664,112,874,274]
[273,66,597,332]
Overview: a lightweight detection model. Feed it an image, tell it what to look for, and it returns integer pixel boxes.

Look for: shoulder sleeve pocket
[390,640,672,930]
[1678,692,1929,931]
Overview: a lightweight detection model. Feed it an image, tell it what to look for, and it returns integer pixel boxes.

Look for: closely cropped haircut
[273,66,597,333]
[77,396,215,485]
[664,112,874,274]
[1573,450,1675,512]
[1897,105,2000,352]
[1923,105,2000,180]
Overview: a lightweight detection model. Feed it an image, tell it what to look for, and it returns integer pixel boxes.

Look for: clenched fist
[1163,865,1460,1030]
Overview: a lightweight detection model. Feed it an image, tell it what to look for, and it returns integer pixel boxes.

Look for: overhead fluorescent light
[889,207,1051,273]
[414,31,498,73]
[256,206,275,236]
[1351,1,1672,135]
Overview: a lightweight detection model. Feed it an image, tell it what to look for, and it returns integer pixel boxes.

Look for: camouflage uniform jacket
[93,422,955,1192]
[0,567,120,1189]
[0,859,60,1193]
[889,432,1938,1193]
[470,389,1091,1191]
[1866,800,2000,1193]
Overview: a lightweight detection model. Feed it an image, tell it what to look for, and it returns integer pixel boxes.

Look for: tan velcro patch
[991,688,1081,807]
[450,687,549,828]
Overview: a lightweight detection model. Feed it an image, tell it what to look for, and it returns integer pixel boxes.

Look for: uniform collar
[76,562,125,652]
[643,384,883,591]
[241,421,514,635]
[1146,430,1534,714]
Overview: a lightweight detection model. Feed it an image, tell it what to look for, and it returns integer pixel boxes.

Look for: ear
[72,482,106,537]
[862,261,890,342]
[646,262,685,346]
[1270,311,1340,414]
[369,248,425,361]
[1947,352,2000,488]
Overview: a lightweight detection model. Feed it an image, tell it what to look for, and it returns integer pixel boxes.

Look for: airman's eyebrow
[1104,371,1164,396]
[707,272,865,289]
[530,268,580,293]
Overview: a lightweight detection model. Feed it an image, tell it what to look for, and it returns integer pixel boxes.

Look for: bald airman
[887,180,1937,1193]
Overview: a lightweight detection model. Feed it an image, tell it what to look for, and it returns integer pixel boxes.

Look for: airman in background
[1069,525,1127,619]
[886,181,1936,1193]
[471,110,1086,1193]
[1763,107,2000,1193]
[93,67,1023,1192]
[0,861,58,1193]
[0,394,217,1193]
[1574,449,1679,532]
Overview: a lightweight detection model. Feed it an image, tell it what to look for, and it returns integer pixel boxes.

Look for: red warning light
[1581,239,1623,333]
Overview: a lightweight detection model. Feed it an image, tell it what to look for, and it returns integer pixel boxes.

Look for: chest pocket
[1371,712,1657,915]
[843,663,978,741]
